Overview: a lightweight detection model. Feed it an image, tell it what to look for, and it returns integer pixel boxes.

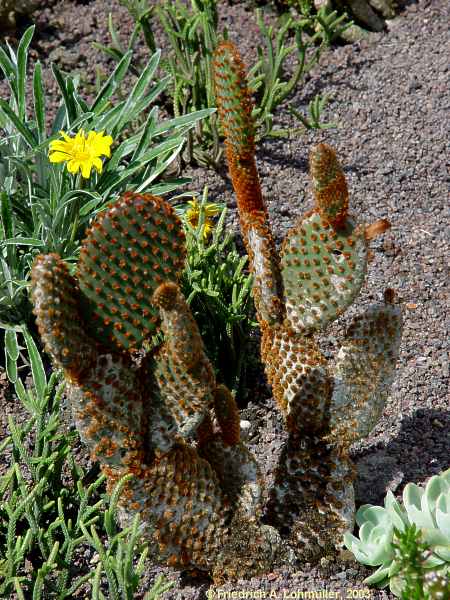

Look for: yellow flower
[49,129,113,178]
[185,198,222,240]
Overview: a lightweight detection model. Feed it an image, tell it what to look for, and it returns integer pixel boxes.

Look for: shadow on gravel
[259,145,309,172]
[354,407,450,505]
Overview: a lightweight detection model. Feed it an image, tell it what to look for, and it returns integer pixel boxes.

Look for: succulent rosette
[344,469,450,596]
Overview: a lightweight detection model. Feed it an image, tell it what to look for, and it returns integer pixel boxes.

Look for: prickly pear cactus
[213,40,402,558]
[30,42,402,583]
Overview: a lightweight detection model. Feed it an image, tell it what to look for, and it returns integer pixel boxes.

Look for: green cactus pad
[78,192,186,351]
[199,434,262,518]
[213,384,240,447]
[31,254,97,378]
[280,213,368,334]
[66,370,145,470]
[213,40,255,161]
[151,281,216,440]
[328,298,403,446]
[152,345,215,440]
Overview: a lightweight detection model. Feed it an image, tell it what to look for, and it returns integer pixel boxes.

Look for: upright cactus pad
[213,41,284,328]
[310,143,349,228]
[78,192,186,351]
[102,443,232,570]
[281,213,368,333]
[261,325,332,434]
[213,40,255,162]
[328,292,403,446]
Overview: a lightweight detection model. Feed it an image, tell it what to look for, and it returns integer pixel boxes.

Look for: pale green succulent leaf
[421,527,450,547]
[435,494,450,539]
[403,483,435,530]
[343,531,359,550]
[389,574,404,598]
[369,523,393,545]
[425,546,449,564]
[345,521,394,566]
[385,490,409,532]
[426,475,449,504]
[387,558,402,578]
[441,469,450,487]
[343,532,379,566]
[356,504,392,529]
[363,563,391,585]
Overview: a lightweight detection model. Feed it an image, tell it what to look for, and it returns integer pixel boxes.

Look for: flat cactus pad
[261,324,332,435]
[281,213,368,333]
[104,443,231,571]
[328,297,403,446]
[78,192,186,351]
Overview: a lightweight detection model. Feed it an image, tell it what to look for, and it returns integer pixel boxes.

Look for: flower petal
[81,160,93,179]
[49,152,71,164]
[92,157,103,174]
[67,159,81,174]
[49,140,71,153]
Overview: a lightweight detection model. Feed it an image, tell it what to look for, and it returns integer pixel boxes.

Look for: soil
[0,0,449,599]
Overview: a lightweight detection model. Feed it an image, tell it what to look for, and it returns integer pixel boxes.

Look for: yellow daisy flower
[49,129,113,178]
[185,198,222,240]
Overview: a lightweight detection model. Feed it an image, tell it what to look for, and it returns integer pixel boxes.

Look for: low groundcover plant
[102,0,346,167]
[1,327,175,598]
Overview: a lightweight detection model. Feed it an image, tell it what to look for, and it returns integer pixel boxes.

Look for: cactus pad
[104,443,231,570]
[31,254,97,379]
[213,384,241,447]
[213,40,255,161]
[213,41,284,327]
[151,281,216,439]
[328,294,403,446]
[281,213,368,333]
[261,324,332,434]
[152,344,214,441]
[267,433,356,558]
[200,435,262,518]
[78,192,186,352]
[310,144,349,229]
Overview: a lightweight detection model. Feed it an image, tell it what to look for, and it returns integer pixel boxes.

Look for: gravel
[0,0,449,598]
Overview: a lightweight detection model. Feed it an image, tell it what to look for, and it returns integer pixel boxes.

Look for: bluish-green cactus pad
[280,213,368,333]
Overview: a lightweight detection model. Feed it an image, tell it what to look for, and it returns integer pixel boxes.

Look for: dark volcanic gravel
[0,0,449,599]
